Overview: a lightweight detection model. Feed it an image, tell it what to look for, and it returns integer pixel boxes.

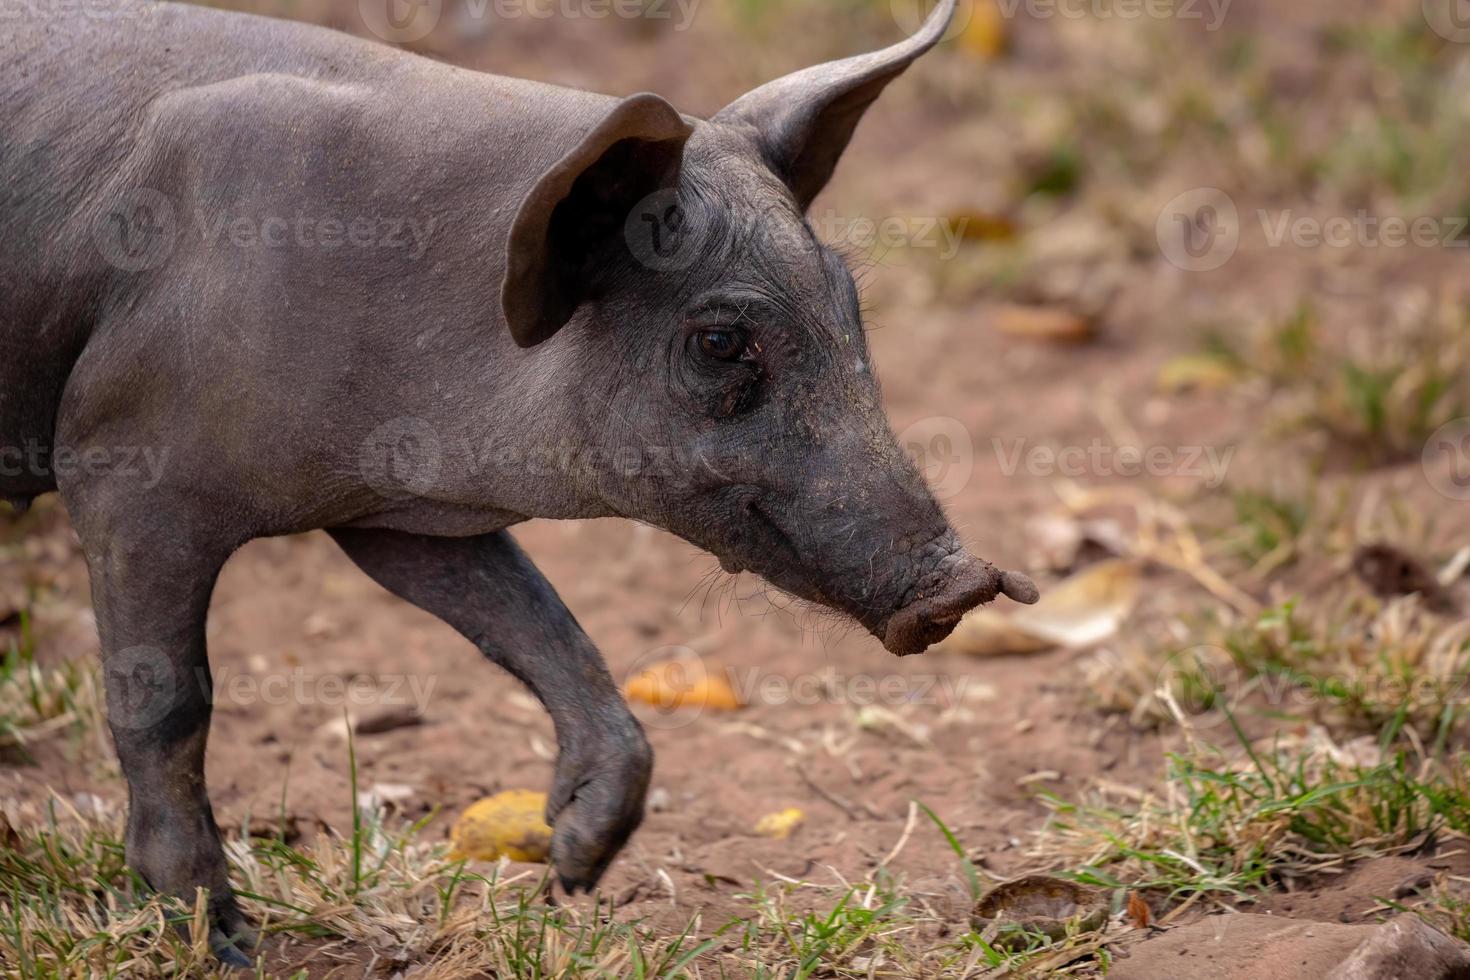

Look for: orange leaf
[624,659,743,712]
[1126,891,1151,930]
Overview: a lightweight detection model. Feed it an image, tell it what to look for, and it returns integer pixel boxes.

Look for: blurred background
[5,0,1470,974]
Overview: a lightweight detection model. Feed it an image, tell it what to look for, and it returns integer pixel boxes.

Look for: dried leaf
[949,210,1018,243]
[625,659,743,712]
[355,707,424,736]
[939,560,1141,656]
[1127,890,1151,929]
[959,0,1007,60]
[754,808,805,839]
[1353,544,1444,604]
[1156,354,1240,394]
[992,304,1094,345]
[449,789,552,863]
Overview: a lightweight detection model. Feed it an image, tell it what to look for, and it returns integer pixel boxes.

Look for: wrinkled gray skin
[0,0,1037,965]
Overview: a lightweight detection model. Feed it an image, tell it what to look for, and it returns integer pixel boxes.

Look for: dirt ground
[5,0,1470,976]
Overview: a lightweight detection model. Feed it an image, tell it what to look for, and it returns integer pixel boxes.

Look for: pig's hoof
[207,903,259,969]
[547,730,653,893]
[211,936,254,970]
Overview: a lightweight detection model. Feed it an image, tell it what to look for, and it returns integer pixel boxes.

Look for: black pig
[0,0,1036,963]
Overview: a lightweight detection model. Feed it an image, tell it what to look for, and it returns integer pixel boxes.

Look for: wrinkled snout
[878,550,1040,657]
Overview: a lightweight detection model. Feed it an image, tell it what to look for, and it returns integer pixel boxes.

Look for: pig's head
[499,0,1037,655]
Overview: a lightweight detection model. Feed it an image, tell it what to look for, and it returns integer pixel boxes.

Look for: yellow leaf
[449,789,552,863]
[754,808,805,839]
[992,304,1095,345]
[949,210,1019,243]
[959,0,1007,60]
[1157,354,1240,393]
[624,659,743,712]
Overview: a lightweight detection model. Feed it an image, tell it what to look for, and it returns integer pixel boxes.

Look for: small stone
[1328,916,1470,980]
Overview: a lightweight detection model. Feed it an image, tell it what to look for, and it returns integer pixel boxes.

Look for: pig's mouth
[711,492,1040,657]
[717,490,801,576]
[875,553,1041,657]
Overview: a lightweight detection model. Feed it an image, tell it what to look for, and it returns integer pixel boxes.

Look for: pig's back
[0,0,623,505]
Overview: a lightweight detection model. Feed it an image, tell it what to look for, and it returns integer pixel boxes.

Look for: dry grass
[1197,298,1470,464]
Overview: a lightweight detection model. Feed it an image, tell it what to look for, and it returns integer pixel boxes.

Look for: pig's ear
[712,0,955,209]
[503,93,693,347]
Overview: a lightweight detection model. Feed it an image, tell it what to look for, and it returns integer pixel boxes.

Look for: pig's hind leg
[329,527,652,893]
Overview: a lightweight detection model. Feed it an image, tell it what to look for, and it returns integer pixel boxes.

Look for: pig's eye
[695,329,746,362]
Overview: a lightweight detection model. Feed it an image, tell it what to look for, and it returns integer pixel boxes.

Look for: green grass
[1038,725,1470,905]
[0,610,105,761]
[1194,303,1470,464]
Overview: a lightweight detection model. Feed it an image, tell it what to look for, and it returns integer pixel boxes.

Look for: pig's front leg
[329,528,651,891]
[66,505,255,967]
